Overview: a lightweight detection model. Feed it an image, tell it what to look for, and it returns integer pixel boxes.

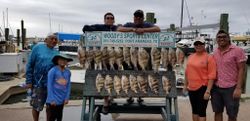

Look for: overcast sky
[0,0,250,37]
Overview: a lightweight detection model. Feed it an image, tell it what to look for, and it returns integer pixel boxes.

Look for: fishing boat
[231,35,250,64]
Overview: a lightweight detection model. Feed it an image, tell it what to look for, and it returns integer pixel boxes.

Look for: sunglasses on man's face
[106,17,114,20]
[50,37,58,40]
[217,35,228,39]
[194,42,205,46]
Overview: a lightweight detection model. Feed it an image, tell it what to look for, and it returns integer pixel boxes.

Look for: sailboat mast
[49,13,52,33]
[180,0,184,29]
[3,12,5,31]
[6,8,8,29]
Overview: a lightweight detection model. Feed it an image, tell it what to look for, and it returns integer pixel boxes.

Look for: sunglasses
[194,42,205,46]
[217,35,227,39]
[106,17,114,20]
[50,37,58,40]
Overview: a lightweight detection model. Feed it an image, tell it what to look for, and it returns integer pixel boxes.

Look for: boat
[231,35,250,64]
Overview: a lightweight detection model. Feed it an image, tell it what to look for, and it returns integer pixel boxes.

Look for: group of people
[184,29,246,121]
[26,9,160,121]
[83,9,161,114]
[25,9,246,121]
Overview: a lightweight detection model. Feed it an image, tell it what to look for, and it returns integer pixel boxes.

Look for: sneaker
[108,98,117,106]
[137,97,145,105]
[126,97,134,104]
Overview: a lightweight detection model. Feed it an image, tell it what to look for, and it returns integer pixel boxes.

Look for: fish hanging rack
[80,32,179,121]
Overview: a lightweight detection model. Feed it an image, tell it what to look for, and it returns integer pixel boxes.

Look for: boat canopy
[55,32,81,41]
[231,35,250,41]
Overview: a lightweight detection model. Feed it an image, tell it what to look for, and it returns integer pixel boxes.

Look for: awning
[231,35,250,41]
[55,32,81,41]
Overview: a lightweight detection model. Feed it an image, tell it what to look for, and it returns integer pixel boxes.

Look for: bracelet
[236,87,242,89]
[205,91,210,94]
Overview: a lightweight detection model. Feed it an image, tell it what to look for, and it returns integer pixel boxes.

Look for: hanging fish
[123,47,131,68]
[161,48,169,70]
[162,76,171,95]
[129,75,139,93]
[114,75,122,95]
[148,75,159,94]
[101,46,109,70]
[108,47,116,70]
[130,47,138,70]
[168,48,177,68]
[115,47,124,70]
[176,47,185,67]
[105,75,113,95]
[94,47,102,70]
[151,47,161,72]
[86,47,95,69]
[77,46,86,69]
[138,47,149,71]
[137,75,148,94]
[121,75,130,94]
[95,73,105,93]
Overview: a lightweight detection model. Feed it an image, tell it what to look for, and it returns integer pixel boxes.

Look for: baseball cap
[46,32,57,39]
[134,10,144,18]
[194,37,205,45]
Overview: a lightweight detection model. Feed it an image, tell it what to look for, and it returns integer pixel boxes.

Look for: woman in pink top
[183,37,217,121]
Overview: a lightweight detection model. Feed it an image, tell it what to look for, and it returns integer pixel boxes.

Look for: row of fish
[95,73,172,95]
[78,46,185,71]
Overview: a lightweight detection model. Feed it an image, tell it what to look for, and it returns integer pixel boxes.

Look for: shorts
[188,86,209,117]
[30,87,47,111]
[211,85,239,119]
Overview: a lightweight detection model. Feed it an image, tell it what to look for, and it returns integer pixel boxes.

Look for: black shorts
[211,85,239,119]
[188,86,209,117]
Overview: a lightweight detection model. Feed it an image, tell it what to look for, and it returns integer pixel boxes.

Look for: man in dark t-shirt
[118,9,161,104]
[82,12,117,32]
[82,12,117,114]
[117,9,160,34]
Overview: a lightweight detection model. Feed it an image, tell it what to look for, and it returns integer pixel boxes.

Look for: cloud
[0,0,250,37]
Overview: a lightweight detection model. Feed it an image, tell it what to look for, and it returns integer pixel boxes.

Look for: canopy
[55,32,81,41]
[231,35,250,41]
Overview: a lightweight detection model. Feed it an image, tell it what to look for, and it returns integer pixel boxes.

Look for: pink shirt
[213,45,247,88]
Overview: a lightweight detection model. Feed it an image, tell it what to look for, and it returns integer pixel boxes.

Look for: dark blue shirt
[82,24,117,32]
[123,22,154,28]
